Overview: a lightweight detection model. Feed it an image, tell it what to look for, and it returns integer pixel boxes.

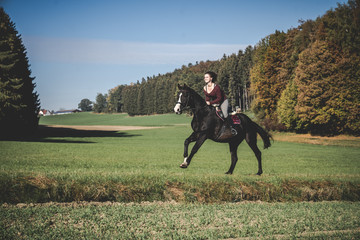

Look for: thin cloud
[23,36,248,65]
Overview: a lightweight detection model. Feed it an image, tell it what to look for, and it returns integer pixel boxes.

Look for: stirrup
[231,127,237,135]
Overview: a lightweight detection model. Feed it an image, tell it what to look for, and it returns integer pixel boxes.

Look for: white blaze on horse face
[174,93,182,114]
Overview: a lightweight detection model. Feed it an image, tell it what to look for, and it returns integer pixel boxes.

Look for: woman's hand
[206,101,211,105]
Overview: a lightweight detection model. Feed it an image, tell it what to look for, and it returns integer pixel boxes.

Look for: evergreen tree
[136,79,146,115]
[122,86,132,115]
[241,46,254,111]
[0,8,40,136]
[144,76,154,114]
[227,53,240,110]
[123,84,139,116]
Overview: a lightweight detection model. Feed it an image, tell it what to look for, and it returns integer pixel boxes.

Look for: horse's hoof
[180,163,188,168]
[256,172,262,176]
[225,171,232,175]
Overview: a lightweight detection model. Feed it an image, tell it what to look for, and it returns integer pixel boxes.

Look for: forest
[92,0,359,135]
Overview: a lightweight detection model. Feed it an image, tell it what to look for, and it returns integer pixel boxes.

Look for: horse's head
[174,84,191,114]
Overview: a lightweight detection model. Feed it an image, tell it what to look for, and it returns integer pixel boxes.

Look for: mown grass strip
[1,175,359,203]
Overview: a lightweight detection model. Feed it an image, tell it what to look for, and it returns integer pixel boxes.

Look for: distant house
[53,109,81,115]
[38,109,51,116]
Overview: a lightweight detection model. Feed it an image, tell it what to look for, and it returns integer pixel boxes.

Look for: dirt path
[43,125,163,131]
[274,133,360,147]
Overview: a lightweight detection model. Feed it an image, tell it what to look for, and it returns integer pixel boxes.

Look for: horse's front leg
[183,132,198,158]
[181,132,199,168]
[180,133,207,168]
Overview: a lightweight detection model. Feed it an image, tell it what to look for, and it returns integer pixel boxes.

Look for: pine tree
[0,8,40,136]
[242,46,254,111]
[136,79,146,115]
[227,53,240,110]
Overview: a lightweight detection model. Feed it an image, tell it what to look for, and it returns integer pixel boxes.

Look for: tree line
[89,47,255,117]
[89,1,359,135]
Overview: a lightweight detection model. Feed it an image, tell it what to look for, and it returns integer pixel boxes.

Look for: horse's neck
[190,92,209,117]
[191,90,206,109]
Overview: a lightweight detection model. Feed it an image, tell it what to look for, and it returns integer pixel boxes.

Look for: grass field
[39,112,191,126]
[1,112,359,239]
[2,201,360,239]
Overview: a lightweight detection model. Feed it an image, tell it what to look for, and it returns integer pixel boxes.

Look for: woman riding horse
[174,83,272,175]
[203,71,227,117]
[203,71,236,135]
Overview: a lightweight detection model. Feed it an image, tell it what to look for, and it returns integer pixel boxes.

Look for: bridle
[175,89,208,113]
[177,91,191,110]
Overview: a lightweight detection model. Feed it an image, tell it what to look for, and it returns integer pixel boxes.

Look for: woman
[203,71,229,119]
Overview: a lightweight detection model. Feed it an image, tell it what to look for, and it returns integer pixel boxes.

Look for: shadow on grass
[0,125,141,144]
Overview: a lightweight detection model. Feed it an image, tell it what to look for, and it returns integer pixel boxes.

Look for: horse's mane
[186,86,206,105]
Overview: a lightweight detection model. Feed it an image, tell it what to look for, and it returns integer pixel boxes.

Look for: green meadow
[2,201,360,239]
[1,112,359,239]
[39,112,190,126]
[1,112,359,202]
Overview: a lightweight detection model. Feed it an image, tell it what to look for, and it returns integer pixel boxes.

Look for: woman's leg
[221,99,229,118]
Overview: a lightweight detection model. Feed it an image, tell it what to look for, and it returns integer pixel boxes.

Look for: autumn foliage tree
[251,0,359,135]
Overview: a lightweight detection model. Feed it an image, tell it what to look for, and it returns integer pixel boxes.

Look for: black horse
[174,84,272,175]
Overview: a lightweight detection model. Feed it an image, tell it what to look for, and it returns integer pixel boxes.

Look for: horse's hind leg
[245,133,263,175]
[226,139,243,174]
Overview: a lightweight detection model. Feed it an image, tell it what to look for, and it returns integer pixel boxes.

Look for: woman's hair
[205,71,217,82]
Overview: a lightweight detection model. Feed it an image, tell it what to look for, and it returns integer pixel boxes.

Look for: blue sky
[2,0,346,111]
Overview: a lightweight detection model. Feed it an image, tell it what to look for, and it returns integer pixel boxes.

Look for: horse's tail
[252,121,272,149]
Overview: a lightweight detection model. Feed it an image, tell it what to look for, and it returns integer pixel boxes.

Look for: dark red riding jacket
[203,84,227,105]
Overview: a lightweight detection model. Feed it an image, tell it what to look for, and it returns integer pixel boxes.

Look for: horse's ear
[184,83,188,88]
[178,84,182,89]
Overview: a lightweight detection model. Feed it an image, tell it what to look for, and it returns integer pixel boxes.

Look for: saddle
[214,110,241,140]
[215,107,241,125]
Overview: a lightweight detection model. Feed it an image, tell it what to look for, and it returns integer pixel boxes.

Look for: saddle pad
[231,115,241,125]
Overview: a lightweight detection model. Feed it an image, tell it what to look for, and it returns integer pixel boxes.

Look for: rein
[178,93,207,112]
